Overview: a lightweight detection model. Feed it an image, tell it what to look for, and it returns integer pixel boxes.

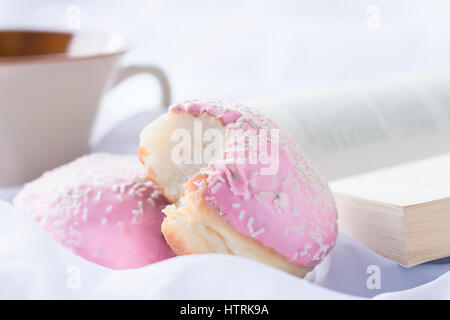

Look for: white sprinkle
[292,252,298,261]
[82,208,89,221]
[132,215,140,224]
[300,244,311,257]
[312,244,330,261]
[151,190,161,198]
[210,182,222,194]
[251,228,265,238]
[239,210,245,220]
[232,203,241,209]
[116,194,124,201]
[147,197,156,206]
[94,191,102,202]
[119,184,126,194]
[208,175,225,185]
[73,205,80,216]
[67,226,82,246]
[299,225,306,236]
[53,220,65,238]
[132,201,144,224]
[101,218,108,226]
[106,205,113,213]
[284,227,293,235]
[247,217,254,233]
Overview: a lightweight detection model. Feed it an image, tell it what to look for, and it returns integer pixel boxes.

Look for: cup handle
[113,65,171,108]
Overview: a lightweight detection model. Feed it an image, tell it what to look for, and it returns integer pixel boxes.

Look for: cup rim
[0,29,129,65]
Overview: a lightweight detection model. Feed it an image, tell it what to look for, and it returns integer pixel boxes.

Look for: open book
[247,73,450,266]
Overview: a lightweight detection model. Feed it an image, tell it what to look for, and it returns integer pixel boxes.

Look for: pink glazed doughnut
[13,153,174,269]
[139,100,338,277]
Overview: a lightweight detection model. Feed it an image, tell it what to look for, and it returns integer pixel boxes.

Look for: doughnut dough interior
[139,112,224,202]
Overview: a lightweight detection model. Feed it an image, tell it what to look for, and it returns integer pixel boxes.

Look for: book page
[247,73,450,180]
[329,153,450,206]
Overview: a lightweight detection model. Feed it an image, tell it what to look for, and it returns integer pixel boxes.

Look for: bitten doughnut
[139,100,338,277]
[13,153,174,269]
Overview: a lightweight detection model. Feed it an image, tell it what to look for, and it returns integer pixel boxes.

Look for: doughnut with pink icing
[13,153,174,269]
[139,100,338,277]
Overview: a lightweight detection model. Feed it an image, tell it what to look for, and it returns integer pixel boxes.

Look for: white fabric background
[1,196,449,300]
[0,1,449,299]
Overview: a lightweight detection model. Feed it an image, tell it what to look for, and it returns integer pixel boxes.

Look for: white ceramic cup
[0,30,170,187]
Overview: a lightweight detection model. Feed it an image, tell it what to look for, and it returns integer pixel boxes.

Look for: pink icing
[13,153,174,269]
[171,100,338,267]
[170,99,242,125]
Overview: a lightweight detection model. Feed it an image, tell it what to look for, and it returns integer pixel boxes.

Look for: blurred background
[2,0,450,140]
[3,0,450,95]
